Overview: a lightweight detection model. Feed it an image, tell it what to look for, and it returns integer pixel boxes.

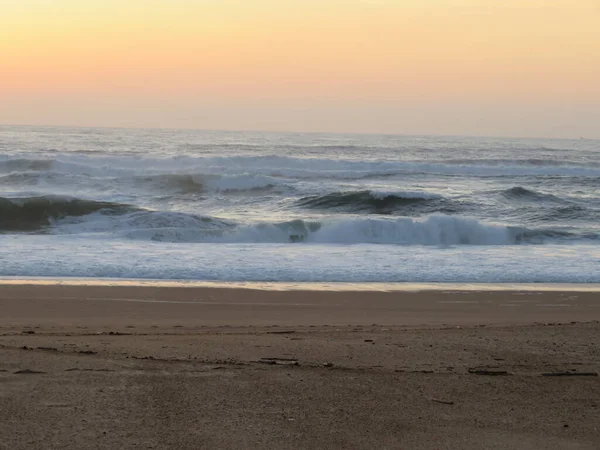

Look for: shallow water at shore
[2,277,600,292]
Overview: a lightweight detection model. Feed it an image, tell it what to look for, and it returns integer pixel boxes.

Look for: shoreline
[2,277,600,292]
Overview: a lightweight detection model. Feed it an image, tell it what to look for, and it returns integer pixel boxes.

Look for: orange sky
[1,0,599,137]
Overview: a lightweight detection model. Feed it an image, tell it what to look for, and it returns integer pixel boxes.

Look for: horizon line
[0,122,597,142]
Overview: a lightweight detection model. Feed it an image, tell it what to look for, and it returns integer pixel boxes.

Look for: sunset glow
[2,0,599,136]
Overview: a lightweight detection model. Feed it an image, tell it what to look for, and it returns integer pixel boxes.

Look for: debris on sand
[14,369,45,374]
[468,368,509,376]
[257,357,299,366]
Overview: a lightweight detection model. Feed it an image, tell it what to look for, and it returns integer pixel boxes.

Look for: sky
[1,0,599,138]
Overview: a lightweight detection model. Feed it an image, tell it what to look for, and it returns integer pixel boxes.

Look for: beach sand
[1,285,599,449]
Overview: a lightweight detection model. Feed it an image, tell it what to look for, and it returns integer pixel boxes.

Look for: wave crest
[297,190,446,214]
[0,195,137,231]
[500,186,562,202]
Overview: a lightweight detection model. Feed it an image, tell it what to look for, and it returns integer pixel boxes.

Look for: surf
[0,195,137,231]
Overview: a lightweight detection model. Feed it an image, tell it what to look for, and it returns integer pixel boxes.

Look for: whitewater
[1,125,599,283]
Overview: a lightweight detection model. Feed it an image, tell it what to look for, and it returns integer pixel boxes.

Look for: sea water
[1,125,598,283]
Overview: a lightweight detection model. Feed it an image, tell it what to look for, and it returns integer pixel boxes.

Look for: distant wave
[296,190,447,214]
[440,158,600,168]
[0,167,281,195]
[185,157,600,179]
[520,205,600,223]
[497,187,600,221]
[500,186,563,203]
[389,162,600,178]
[0,195,137,231]
[208,174,279,193]
[0,171,48,185]
[0,158,53,172]
[134,174,207,194]
[135,173,280,194]
[3,155,600,182]
[0,170,87,187]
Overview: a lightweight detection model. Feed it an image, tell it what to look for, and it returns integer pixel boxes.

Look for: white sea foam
[52,213,531,245]
[1,235,599,283]
[309,216,513,245]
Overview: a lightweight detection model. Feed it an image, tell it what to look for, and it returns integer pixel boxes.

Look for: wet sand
[1,285,599,449]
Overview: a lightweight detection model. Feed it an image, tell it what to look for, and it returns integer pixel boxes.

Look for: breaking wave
[0,195,137,231]
[225,216,519,245]
[125,215,592,245]
[47,211,594,245]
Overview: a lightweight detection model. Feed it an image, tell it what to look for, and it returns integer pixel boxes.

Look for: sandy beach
[1,284,599,449]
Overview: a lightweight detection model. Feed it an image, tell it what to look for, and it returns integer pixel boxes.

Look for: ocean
[1,125,599,283]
